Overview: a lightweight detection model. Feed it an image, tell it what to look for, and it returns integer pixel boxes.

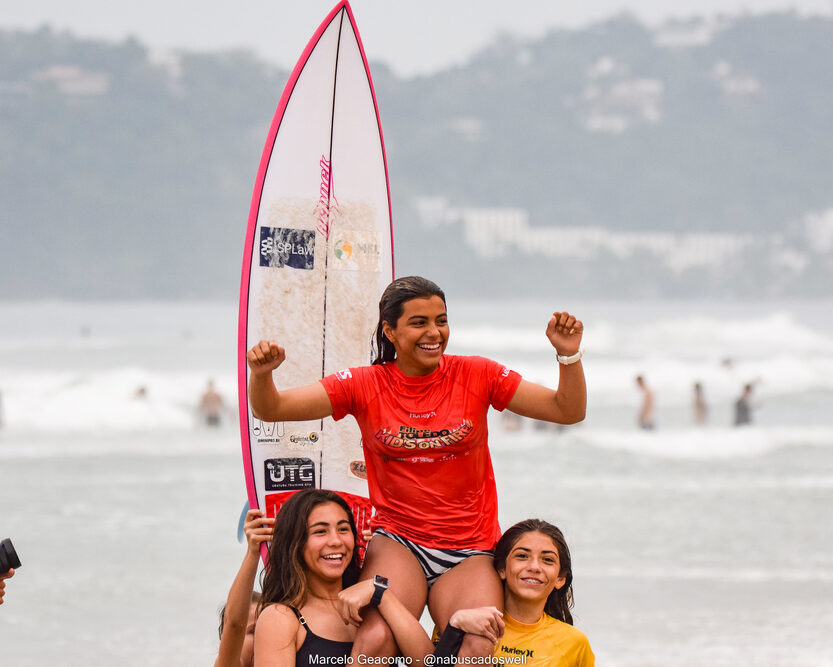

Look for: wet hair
[218,590,261,641]
[372,276,446,365]
[258,489,360,614]
[493,519,575,625]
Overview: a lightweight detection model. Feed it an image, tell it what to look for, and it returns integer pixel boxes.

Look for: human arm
[0,568,13,605]
[432,607,504,657]
[338,581,503,661]
[338,579,434,661]
[215,509,274,667]
[247,340,334,421]
[506,312,586,424]
[253,604,300,667]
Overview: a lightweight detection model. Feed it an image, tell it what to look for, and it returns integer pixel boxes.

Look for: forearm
[376,593,434,661]
[216,552,259,667]
[553,361,586,423]
[248,372,282,421]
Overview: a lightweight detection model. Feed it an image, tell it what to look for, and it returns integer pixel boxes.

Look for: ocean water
[1,299,832,666]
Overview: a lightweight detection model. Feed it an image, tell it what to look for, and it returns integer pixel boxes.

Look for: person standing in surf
[247,275,586,660]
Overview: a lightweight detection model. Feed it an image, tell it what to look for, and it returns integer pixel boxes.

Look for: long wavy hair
[493,519,575,625]
[372,276,446,365]
[258,490,360,614]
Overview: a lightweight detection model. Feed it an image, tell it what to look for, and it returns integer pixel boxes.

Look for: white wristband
[556,347,584,365]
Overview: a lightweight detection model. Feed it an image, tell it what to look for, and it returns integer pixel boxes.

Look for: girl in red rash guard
[247,276,586,661]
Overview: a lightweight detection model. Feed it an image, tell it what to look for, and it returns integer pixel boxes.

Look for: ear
[381,321,395,343]
[497,568,506,582]
[553,575,567,590]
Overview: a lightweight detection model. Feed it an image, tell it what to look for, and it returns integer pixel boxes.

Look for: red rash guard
[320,355,522,549]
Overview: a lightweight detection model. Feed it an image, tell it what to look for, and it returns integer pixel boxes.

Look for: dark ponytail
[372,276,446,365]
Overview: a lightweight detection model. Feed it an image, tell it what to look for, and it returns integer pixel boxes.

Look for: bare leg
[350,535,428,659]
[428,555,503,659]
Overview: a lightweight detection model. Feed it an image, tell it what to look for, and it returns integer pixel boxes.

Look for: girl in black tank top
[254,491,361,667]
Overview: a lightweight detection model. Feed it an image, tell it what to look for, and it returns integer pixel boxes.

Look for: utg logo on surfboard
[259,227,315,270]
[264,457,316,491]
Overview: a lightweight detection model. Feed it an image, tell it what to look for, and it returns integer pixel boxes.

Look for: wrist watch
[370,574,389,606]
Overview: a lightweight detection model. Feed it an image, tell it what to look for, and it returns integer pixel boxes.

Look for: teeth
[323,554,343,560]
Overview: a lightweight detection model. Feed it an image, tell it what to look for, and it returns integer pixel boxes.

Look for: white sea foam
[582,564,833,584]
[452,311,833,358]
[0,367,238,433]
[490,423,833,460]
[2,300,832,435]
[452,310,833,406]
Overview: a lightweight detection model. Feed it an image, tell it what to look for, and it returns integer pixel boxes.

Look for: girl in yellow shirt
[338,519,594,666]
[491,519,594,666]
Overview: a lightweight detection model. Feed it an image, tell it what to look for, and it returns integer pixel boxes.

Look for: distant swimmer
[635,375,655,430]
[200,380,224,427]
[734,382,757,426]
[693,382,708,424]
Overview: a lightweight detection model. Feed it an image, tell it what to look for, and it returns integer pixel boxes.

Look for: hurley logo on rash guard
[409,411,436,419]
[375,420,473,450]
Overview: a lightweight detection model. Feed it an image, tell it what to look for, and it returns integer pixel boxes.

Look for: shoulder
[443,355,500,372]
[448,355,517,386]
[254,604,305,665]
[339,364,386,382]
[255,603,301,641]
[544,616,591,647]
[321,365,377,392]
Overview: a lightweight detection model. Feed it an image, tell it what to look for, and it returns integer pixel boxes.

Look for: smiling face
[302,502,355,584]
[382,295,449,376]
[498,531,566,608]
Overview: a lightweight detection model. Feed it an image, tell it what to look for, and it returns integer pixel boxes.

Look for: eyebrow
[407,312,447,321]
[309,519,351,529]
[511,547,558,556]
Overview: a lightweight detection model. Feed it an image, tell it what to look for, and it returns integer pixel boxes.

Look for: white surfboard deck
[237,0,394,559]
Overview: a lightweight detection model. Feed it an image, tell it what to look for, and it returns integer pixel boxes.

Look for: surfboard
[238,1,394,561]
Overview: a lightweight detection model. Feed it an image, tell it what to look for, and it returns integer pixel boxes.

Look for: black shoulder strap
[289,606,308,627]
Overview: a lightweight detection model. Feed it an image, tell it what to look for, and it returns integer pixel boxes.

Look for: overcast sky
[4,0,832,76]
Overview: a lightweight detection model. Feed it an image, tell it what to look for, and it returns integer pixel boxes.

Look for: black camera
[0,538,21,571]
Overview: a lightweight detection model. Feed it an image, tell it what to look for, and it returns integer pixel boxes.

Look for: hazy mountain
[1,13,831,300]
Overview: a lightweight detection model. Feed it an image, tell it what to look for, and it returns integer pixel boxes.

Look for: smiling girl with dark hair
[253,489,361,667]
